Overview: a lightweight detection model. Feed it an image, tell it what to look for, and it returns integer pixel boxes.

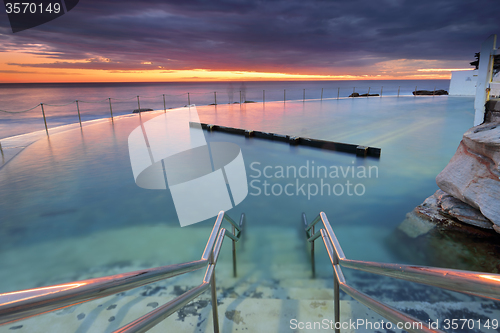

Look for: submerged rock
[393,190,500,272]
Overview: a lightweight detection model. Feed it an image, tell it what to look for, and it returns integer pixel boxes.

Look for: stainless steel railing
[304,211,500,333]
[0,210,245,333]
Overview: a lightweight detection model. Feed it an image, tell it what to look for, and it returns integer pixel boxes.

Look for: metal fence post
[76,100,82,128]
[397,86,400,97]
[214,91,217,105]
[263,90,265,104]
[311,224,316,279]
[303,89,305,102]
[332,243,340,333]
[109,98,114,121]
[137,96,141,113]
[334,266,340,333]
[380,86,383,97]
[210,251,220,333]
[188,92,190,105]
[40,103,48,135]
[163,94,166,113]
[284,89,286,103]
[368,87,371,95]
[321,88,323,101]
[239,91,242,104]
[232,225,237,278]
[337,87,340,99]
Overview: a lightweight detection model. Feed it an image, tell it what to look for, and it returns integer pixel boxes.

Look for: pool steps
[2,212,500,332]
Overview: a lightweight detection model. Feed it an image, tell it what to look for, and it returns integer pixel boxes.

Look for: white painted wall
[449,70,478,96]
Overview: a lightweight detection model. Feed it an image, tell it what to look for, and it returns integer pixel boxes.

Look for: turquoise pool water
[0,96,474,294]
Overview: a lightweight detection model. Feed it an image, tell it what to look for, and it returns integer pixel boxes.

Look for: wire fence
[0,84,441,137]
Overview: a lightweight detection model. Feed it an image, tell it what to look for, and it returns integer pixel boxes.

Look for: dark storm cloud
[1,0,499,73]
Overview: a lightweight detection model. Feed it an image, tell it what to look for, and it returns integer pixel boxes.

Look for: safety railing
[0,211,245,333]
[304,211,500,333]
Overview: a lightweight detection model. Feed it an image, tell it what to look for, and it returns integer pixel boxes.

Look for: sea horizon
[0,79,451,139]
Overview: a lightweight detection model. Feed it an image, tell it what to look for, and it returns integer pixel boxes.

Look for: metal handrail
[0,211,244,333]
[304,212,500,333]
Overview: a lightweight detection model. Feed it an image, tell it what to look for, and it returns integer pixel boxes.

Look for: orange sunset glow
[0,52,467,83]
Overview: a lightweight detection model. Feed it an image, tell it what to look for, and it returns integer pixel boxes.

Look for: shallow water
[0,96,474,294]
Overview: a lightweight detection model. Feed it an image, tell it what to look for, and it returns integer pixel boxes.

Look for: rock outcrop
[132,108,154,113]
[348,92,379,97]
[412,89,448,96]
[393,190,500,272]
[436,122,500,231]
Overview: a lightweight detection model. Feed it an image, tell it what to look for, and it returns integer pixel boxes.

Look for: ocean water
[0,92,475,294]
[0,80,450,139]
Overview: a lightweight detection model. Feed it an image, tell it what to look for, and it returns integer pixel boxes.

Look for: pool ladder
[0,211,244,333]
[304,212,500,333]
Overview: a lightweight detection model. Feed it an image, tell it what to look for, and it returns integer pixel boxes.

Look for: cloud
[1,0,499,75]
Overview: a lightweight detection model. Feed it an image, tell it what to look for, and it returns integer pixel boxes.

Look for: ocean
[0,80,450,139]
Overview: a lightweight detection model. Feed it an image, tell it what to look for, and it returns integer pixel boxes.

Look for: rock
[485,99,500,123]
[392,190,500,272]
[412,89,448,95]
[399,190,493,235]
[438,191,493,229]
[436,123,500,229]
[132,108,154,113]
[397,211,435,238]
[348,93,379,97]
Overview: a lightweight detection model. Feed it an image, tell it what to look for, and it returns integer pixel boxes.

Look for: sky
[0,0,499,83]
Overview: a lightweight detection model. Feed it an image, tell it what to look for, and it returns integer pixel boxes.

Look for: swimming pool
[0,95,481,331]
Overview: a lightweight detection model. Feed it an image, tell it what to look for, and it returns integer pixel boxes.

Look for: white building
[449,70,499,97]
[449,70,478,96]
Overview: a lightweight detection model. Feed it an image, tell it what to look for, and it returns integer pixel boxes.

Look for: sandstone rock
[398,211,435,238]
[393,190,500,272]
[399,190,493,236]
[436,122,500,230]
[438,191,493,229]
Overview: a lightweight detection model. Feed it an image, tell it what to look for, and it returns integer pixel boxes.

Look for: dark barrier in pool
[191,122,381,158]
